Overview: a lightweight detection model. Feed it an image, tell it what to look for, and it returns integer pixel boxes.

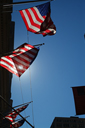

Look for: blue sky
[11,0,85,128]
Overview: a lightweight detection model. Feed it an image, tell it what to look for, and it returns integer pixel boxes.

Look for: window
[78,124,84,128]
[56,119,62,122]
[78,120,84,123]
[63,120,69,123]
[63,123,69,127]
[70,120,76,123]
[56,123,62,128]
[71,124,77,128]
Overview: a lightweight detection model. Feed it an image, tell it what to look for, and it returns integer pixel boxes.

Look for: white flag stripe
[24,46,32,50]
[9,49,35,58]
[24,45,38,53]
[1,57,15,66]
[28,8,41,25]
[39,28,56,35]
[12,122,17,125]
[14,46,37,53]
[34,7,45,21]
[5,117,13,121]
[14,49,20,52]
[13,47,37,55]
[0,61,18,74]
[9,53,21,58]
[47,28,56,34]
[14,49,26,53]
[22,10,40,31]
[18,49,26,52]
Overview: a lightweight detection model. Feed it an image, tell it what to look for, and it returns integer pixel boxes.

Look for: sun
[18,65,23,70]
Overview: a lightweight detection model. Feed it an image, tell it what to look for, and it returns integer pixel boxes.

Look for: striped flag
[5,104,29,122]
[19,2,56,36]
[0,43,39,77]
[10,118,25,128]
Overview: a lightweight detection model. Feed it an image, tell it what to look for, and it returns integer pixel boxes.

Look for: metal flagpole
[3,0,53,7]
[33,43,45,47]
[13,101,33,108]
[15,116,30,122]
[0,95,34,128]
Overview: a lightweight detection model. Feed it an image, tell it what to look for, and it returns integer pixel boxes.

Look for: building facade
[0,0,14,127]
[50,117,85,128]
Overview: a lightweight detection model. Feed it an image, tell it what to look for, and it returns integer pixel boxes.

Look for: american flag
[5,104,29,122]
[10,118,25,128]
[19,2,56,36]
[0,43,39,77]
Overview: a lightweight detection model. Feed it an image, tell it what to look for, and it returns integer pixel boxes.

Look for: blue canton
[36,2,50,16]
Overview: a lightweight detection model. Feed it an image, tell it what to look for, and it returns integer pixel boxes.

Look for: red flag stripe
[0,59,17,73]
[24,46,38,53]
[25,9,41,29]
[1,57,15,67]
[31,7,45,23]
[0,63,19,76]
[20,10,38,32]
[33,7,45,22]
[10,47,37,58]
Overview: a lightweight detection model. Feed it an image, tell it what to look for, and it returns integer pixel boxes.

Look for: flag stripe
[1,57,15,66]
[13,55,31,66]
[13,59,29,69]
[19,54,32,62]
[22,10,40,32]
[26,9,41,29]
[33,7,45,22]
[0,60,17,73]
[0,62,19,76]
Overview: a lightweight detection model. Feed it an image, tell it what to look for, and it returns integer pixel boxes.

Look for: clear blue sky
[11,0,85,128]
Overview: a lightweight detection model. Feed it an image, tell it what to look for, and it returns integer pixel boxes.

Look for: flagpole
[0,95,34,128]
[13,101,33,108]
[15,115,30,122]
[0,112,16,128]
[33,43,45,47]
[3,0,53,7]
